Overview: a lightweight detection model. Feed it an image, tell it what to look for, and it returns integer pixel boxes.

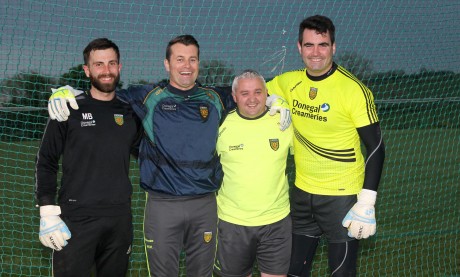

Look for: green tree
[58,64,90,91]
[0,70,56,140]
[198,60,235,86]
[127,79,169,87]
[0,71,56,108]
[129,79,150,85]
[336,51,374,80]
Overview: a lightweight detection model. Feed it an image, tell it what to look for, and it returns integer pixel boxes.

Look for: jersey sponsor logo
[229,144,244,151]
[81,120,96,127]
[114,114,124,126]
[203,231,212,243]
[309,87,318,100]
[161,104,177,111]
[269,138,279,151]
[292,100,328,122]
[199,105,209,121]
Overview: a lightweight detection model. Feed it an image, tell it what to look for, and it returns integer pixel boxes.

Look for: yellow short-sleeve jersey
[266,64,379,195]
[216,110,293,226]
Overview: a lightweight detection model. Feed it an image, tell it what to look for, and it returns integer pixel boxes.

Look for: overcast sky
[0,0,459,86]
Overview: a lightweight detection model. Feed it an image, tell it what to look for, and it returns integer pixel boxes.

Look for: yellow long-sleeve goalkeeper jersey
[266,63,379,195]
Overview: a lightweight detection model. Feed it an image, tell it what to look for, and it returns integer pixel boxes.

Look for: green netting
[1,1,459,276]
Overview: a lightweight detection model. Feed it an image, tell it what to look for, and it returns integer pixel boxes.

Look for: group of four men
[35,14,385,277]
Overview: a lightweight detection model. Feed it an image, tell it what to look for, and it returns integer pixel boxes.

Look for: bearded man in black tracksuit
[35,38,142,277]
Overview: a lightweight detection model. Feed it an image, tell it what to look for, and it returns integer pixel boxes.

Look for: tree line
[1,53,459,109]
[0,53,459,140]
[0,60,236,109]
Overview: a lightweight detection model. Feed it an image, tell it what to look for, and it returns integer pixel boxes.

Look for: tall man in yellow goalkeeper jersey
[266,15,385,276]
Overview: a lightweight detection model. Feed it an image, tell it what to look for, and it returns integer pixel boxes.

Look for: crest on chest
[114,114,124,126]
[309,87,318,100]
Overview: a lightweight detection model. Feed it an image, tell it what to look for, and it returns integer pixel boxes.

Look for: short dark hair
[83,38,120,65]
[298,15,335,45]
[165,34,200,61]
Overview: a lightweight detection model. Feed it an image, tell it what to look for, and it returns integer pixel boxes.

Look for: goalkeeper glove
[266,94,292,131]
[342,189,377,240]
[48,85,82,122]
[39,205,71,251]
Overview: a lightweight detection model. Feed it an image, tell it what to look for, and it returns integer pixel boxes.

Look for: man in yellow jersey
[266,15,385,276]
[214,70,293,277]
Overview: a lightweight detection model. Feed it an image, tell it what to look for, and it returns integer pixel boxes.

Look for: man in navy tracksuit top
[117,35,235,276]
[118,35,235,277]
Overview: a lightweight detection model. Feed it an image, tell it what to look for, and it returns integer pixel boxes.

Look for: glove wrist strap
[40,205,62,217]
[358,189,377,205]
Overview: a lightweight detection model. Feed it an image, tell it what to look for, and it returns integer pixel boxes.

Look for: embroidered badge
[200,106,209,120]
[269,139,279,151]
[114,114,124,126]
[309,87,318,100]
[203,231,212,243]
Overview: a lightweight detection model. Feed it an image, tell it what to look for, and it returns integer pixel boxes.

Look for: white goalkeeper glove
[48,85,82,122]
[342,189,377,240]
[39,205,71,251]
[266,94,292,131]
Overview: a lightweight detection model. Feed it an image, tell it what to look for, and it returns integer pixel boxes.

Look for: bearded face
[83,48,122,97]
